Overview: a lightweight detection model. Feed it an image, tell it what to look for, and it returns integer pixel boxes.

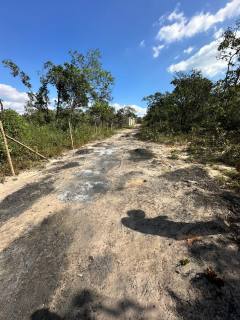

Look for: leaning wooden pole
[5,134,48,160]
[0,120,15,176]
[68,120,74,150]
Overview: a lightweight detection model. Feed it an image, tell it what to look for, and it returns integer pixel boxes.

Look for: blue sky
[0,0,240,115]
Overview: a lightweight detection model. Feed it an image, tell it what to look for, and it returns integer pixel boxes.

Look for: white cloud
[139,40,145,48]
[157,0,240,43]
[184,46,194,54]
[112,103,147,117]
[152,44,165,58]
[0,84,28,114]
[168,37,227,77]
[213,27,224,39]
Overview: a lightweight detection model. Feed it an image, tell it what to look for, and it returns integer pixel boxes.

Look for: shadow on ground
[0,175,55,226]
[121,165,240,319]
[0,209,73,320]
[46,162,80,174]
[31,289,155,320]
[122,210,227,240]
[128,148,155,162]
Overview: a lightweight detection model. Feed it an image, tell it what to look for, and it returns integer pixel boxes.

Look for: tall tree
[171,70,213,132]
[70,50,114,103]
[218,21,240,89]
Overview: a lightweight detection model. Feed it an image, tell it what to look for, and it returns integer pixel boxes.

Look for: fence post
[0,120,15,176]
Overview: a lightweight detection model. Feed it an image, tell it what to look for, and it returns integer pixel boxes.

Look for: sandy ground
[0,128,240,320]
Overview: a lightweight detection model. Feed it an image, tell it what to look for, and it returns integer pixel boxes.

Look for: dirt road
[0,129,240,320]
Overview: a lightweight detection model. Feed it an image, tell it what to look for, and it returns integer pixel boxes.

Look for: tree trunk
[0,99,3,113]
[56,92,61,118]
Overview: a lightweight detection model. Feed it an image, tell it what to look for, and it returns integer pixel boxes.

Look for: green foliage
[2,59,32,89]
[0,50,117,178]
[88,101,115,126]
[143,70,213,134]
[0,109,28,139]
[115,106,137,127]
[0,110,115,177]
[141,21,240,174]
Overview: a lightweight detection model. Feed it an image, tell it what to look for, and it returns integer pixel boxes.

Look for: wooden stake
[5,134,48,160]
[0,120,15,176]
[68,120,74,150]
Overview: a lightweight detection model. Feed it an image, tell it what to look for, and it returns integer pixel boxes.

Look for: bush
[0,110,30,164]
[0,109,115,177]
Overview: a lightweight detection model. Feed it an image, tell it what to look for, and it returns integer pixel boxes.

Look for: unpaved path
[0,129,240,320]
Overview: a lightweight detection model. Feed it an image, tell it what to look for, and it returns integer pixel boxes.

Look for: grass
[215,169,240,192]
[168,150,180,160]
[137,127,189,145]
[0,124,115,179]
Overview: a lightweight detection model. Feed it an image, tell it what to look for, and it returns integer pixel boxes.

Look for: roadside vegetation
[139,22,240,191]
[0,50,137,178]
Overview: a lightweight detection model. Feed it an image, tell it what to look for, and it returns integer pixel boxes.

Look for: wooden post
[68,120,74,150]
[0,120,15,176]
[5,134,48,160]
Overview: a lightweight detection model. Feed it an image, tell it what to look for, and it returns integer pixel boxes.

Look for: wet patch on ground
[128,148,155,162]
[0,209,73,320]
[0,175,55,227]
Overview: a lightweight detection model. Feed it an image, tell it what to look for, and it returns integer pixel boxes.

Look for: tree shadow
[31,289,155,320]
[128,148,155,162]
[159,166,219,192]
[31,309,62,320]
[0,175,55,227]
[0,209,73,320]
[46,162,80,174]
[121,210,227,240]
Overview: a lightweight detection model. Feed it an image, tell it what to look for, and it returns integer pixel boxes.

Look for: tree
[216,21,240,131]
[143,71,213,134]
[115,106,137,127]
[0,98,3,113]
[43,50,114,118]
[218,21,240,89]
[2,59,32,89]
[70,50,114,103]
[2,59,52,119]
[143,92,177,132]
[88,101,115,127]
[171,70,213,132]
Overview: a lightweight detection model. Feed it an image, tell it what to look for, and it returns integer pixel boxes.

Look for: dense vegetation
[0,50,137,177]
[140,23,240,179]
